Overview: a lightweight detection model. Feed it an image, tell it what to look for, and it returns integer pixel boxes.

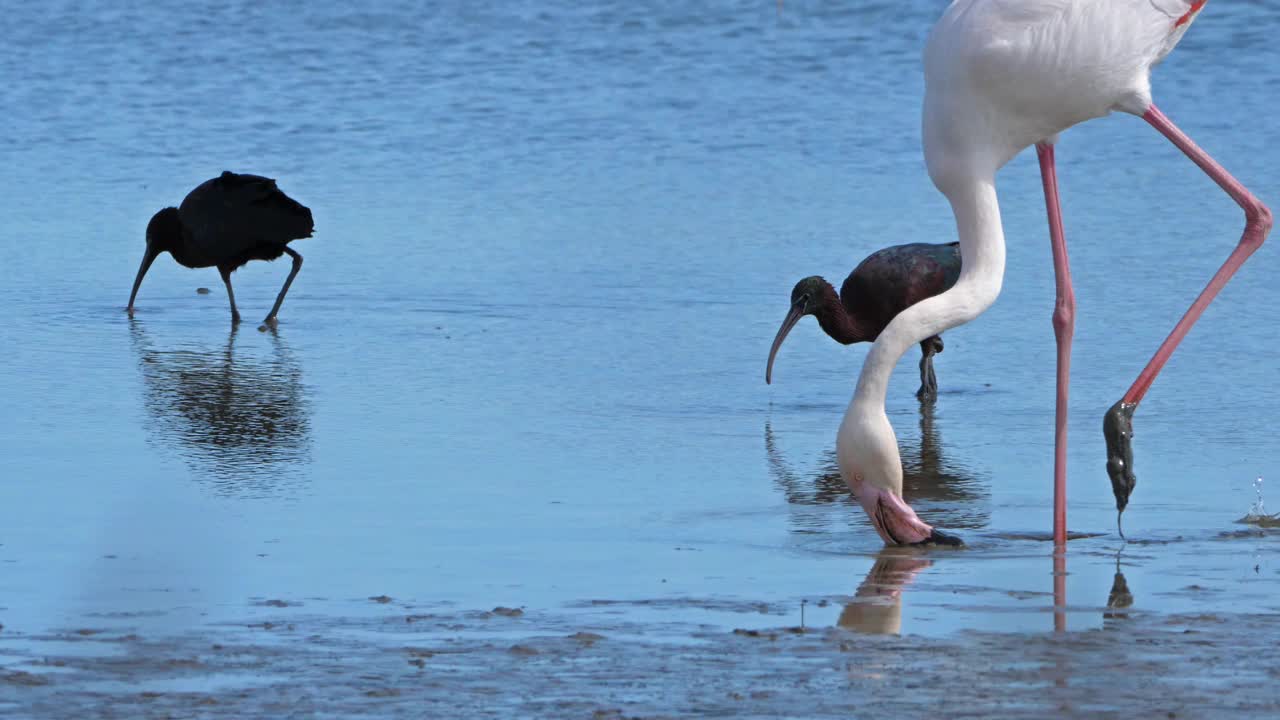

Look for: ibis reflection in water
[127,171,314,328]
[764,404,989,536]
[128,320,311,495]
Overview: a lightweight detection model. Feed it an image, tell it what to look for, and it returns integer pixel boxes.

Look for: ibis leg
[916,336,942,403]
[219,268,241,325]
[263,247,304,326]
[1106,105,1273,518]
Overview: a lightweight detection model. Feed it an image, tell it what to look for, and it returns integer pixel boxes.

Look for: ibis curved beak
[765,300,807,385]
[127,242,161,314]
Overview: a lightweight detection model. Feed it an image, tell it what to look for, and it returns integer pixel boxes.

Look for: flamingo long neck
[812,284,875,344]
[852,176,1005,411]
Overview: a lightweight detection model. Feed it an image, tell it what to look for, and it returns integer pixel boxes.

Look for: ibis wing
[178,172,314,265]
[842,242,962,327]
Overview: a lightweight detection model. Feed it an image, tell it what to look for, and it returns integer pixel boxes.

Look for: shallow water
[3,0,1280,715]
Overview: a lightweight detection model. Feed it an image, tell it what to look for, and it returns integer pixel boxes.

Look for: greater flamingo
[766,241,961,402]
[840,0,1271,547]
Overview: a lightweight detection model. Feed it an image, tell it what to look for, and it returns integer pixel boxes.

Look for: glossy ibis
[836,0,1266,547]
[127,171,314,327]
[766,241,960,402]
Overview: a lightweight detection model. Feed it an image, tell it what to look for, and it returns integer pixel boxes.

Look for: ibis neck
[811,283,875,345]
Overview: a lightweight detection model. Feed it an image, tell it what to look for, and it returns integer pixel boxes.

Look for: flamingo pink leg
[1122,105,1272,405]
[1036,142,1074,549]
[1106,105,1272,516]
[1053,552,1066,633]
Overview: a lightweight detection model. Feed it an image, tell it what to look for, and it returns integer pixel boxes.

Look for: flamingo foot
[1103,400,1137,516]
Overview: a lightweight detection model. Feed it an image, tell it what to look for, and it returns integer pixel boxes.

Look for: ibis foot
[915,336,943,403]
[1103,400,1137,516]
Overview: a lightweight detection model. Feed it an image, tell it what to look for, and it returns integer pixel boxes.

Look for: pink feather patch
[1176,0,1208,27]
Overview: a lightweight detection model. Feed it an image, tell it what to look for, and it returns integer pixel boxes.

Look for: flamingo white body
[838,0,1271,546]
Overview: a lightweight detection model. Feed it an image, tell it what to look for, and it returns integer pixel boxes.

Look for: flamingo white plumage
[839,0,1271,547]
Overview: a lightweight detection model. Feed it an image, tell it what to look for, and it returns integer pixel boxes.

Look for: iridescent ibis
[127,171,314,327]
[766,242,961,402]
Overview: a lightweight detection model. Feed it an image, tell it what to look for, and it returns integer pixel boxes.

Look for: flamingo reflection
[838,549,932,635]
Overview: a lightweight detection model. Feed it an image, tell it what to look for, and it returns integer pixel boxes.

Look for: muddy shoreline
[4,599,1279,719]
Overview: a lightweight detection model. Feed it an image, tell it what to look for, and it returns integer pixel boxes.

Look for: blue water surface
[1,0,1278,642]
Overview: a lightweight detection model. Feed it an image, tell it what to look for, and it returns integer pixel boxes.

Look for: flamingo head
[838,408,963,547]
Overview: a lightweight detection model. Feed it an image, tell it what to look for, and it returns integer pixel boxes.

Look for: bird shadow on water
[764,403,991,538]
[127,319,311,498]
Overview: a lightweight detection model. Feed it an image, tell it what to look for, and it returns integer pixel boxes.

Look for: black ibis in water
[765,242,961,402]
[127,171,314,327]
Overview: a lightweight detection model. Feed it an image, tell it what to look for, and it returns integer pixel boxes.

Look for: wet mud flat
[3,601,1279,719]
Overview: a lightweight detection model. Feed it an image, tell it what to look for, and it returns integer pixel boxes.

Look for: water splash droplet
[1238,475,1280,527]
